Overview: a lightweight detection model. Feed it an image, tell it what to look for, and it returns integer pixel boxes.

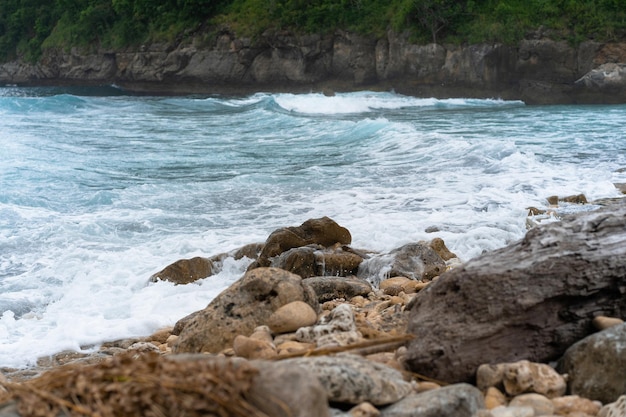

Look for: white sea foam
[0,89,623,368]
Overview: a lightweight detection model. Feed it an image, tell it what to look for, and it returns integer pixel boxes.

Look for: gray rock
[172,267,319,353]
[305,276,373,302]
[559,323,626,404]
[282,354,412,405]
[405,200,626,383]
[380,383,484,417]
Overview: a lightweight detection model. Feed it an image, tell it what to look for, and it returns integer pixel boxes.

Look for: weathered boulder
[280,354,412,405]
[270,245,363,278]
[305,276,373,302]
[559,323,626,404]
[172,267,319,353]
[249,217,352,270]
[380,383,484,417]
[404,200,626,383]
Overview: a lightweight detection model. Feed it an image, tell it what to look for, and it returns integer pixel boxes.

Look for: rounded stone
[267,301,319,334]
[233,335,277,359]
[508,393,554,416]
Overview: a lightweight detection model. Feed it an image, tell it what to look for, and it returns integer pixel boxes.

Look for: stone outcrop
[559,323,626,404]
[404,199,626,383]
[171,267,319,353]
[2,31,626,104]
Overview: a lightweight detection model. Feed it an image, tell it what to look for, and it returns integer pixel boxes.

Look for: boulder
[270,245,363,278]
[280,354,412,405]
[380,383,484,417]
[358,241,448,286]
[249,217,352,269]
[559,323,626,404]
[172,267,319,353]
[149,256,213,284]
[305,276,373,302]
[404,200,626,383]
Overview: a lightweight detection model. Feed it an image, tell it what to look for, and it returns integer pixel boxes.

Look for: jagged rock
[280,354,412,405]
[305,276,373,302]
[267,300,319,334]
[270,245,363,278]
[405,200,626,384]
[172,267,319,354]
[149,256,213,284]
[296,304,362,347]
[249,217,352,270]
[559,323,626,404]
[576,63,626,90]
[380,383,484,417]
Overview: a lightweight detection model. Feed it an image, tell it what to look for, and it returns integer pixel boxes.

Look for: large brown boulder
[249,217,352,269]
[404,200,626,384]
[149,256,214,284]
[171,267,319,353]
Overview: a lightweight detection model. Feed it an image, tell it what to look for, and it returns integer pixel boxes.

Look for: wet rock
[305,276,373,302]
[405,201,626,383]
[271,245,363,278]
[615,183,626,194]
[380,383,484,417]
[267,300,319,334]
[281,354,412,405]
[296,304,362,347]
[172,267,319,353]
[559,323,626,404]
[149,256,213,284]
[249,217,352,269]
[358,240,447,286]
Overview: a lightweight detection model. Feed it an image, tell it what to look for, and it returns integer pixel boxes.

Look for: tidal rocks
[172,267,318,353]
[270,245,363,278]
[149,256,214,284]
[559,323,626,404]
[405,200,626,383]
[249,217,352,269]
[380,383,484,417]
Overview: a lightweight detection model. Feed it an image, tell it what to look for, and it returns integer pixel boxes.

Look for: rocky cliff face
[1,30,626,104]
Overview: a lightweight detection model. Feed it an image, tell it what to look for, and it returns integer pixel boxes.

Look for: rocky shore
[0,188,625,416]
[2,30,626,104]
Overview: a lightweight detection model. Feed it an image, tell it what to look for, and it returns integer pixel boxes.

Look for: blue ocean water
[0,86,624,367]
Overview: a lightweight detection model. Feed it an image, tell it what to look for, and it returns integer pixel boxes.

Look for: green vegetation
[2,0,626,62]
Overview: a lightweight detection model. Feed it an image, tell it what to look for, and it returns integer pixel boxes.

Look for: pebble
[508,393,554,415]
[592,316,624,331]
[484,386,507,409]
[267,301,319,334]
[232,334,277,359]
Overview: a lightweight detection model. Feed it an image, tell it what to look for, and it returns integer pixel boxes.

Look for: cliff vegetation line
[2,0,626,63]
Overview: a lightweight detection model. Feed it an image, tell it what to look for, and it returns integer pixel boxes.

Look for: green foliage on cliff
[1,0,626,61]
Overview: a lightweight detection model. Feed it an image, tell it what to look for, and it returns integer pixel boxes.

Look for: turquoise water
[0,86,624,367]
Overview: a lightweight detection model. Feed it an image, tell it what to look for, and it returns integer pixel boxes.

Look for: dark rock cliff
[1,30,626,104]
